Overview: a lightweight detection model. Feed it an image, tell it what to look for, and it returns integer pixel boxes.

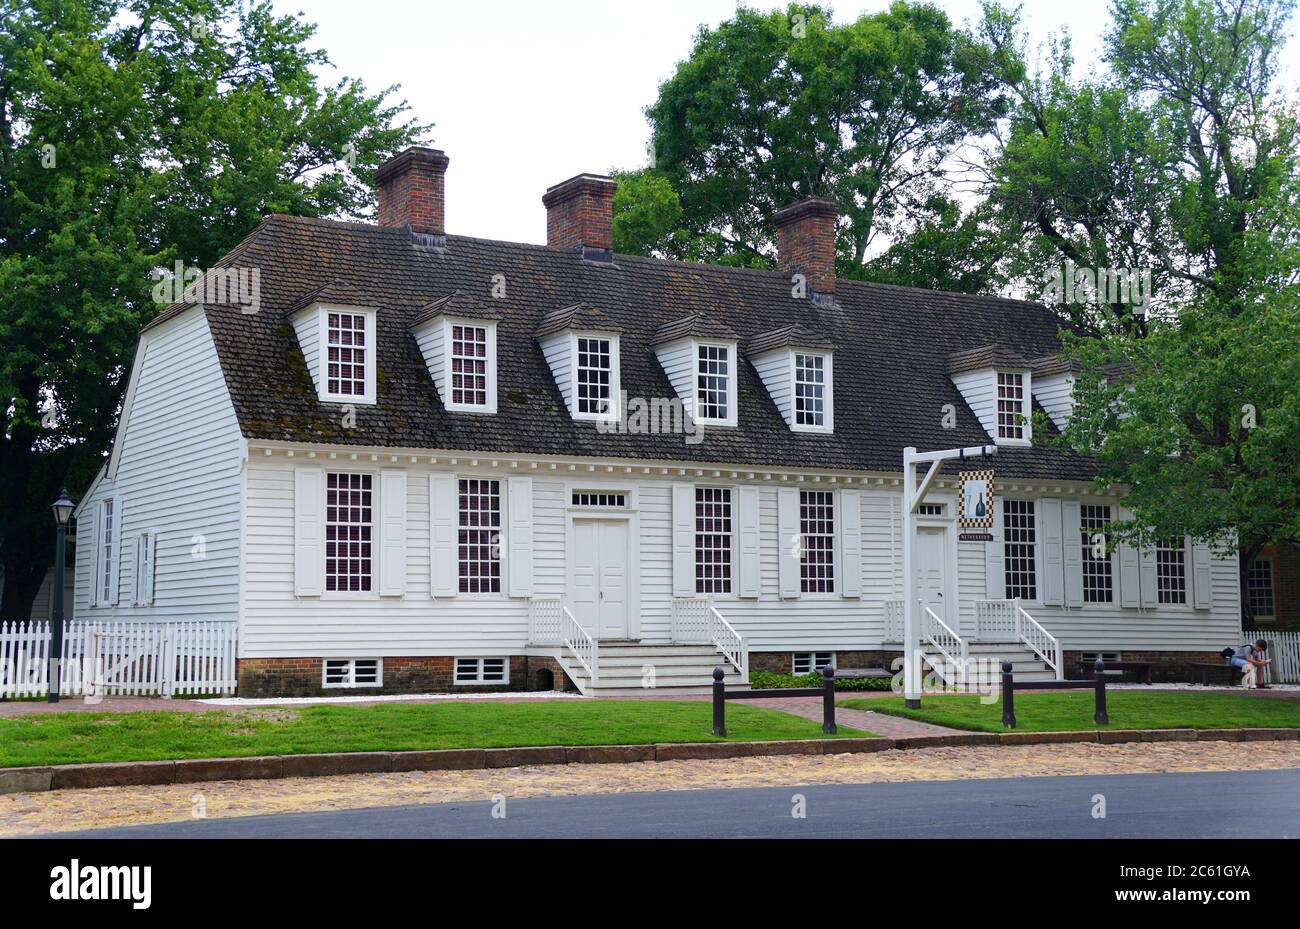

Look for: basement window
[323,658,382,689]
[793,652,834,675]
[455,657,509,685]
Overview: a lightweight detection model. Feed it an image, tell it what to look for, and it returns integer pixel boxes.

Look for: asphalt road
[39,769,1300,838]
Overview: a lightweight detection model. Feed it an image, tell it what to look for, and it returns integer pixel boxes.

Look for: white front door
[572,518,630,640]
[915,526,948,624]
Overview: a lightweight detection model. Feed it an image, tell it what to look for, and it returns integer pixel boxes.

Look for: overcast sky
[279,0,1300,244]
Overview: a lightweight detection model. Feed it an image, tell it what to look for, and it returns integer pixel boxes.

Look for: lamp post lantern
[48,489,75,704]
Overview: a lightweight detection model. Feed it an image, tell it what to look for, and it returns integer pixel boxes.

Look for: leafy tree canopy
[0,0,426,617]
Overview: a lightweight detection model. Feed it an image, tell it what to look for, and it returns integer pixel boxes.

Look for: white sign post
[901,444,997,708]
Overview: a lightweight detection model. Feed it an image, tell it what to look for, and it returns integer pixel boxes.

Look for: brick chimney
[774,197,839,295]
[375,147,449,237]
[543,174,618,259]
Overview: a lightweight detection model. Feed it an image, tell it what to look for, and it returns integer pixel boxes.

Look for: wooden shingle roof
[189,214,1093,479]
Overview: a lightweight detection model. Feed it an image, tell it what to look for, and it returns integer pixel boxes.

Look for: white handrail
[559,602,598,691]
[1015,601,1062,680]
[883,599,904,643]
[921,601,968,688]
[708,605,747,678]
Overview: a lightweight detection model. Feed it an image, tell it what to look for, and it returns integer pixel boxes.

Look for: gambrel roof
[156,214,1093,479]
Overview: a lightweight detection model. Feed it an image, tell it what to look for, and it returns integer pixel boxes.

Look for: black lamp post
[48,489,75,704]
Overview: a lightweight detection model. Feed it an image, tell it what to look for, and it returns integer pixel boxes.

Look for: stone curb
[3,728,1297,794]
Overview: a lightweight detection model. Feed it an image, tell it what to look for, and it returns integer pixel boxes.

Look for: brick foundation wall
[236,656,576,698]
[1062,650,1226,682]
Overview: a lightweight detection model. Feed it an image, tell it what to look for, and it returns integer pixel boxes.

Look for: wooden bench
[1081,660,1153,685]
[1189,662,1242,686]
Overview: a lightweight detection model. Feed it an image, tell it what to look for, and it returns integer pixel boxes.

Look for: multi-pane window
[450,324,488,407]
[917,503,946,517]
[455,657,508,685]
[1246,558,1275,619]
[98,499,115,603]
[793,652,834,675]
[996,371,1026,440]
[575,337,613,416]
[571,491,626,508]
[695,487,732,595]
[1080,505,1113,603]
[1003,500,1037,600]
[326,312,368,397]
[696,344,731,421]
[1156,538,1187,604]
[459,479,501,594]
[326,473,373,592]
[794,353,827,427]
[800,491,835,593]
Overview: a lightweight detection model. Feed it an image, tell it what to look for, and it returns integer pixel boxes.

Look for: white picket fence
[1247,629,1300,684]
[0,619,237,699]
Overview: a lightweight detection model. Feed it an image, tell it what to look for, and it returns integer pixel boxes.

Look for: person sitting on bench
[1226,640,1271,689]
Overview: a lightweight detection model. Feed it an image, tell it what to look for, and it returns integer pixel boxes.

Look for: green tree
[991,0,1300,611]
[641,2,1007,274]
[982,0,1298,331]
[0,0,426,618]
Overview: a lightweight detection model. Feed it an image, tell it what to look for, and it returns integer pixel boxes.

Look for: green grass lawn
[0,700,867,769]
[843,691,1300,733]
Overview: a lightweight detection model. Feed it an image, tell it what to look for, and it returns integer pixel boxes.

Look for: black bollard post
[1001,660,1016,729]
[1094,657,1109,725]
[822,664,837,735]
[712,667,726,737]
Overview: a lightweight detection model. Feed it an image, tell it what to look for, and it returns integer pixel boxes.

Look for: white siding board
[71,308,243,626]
[1034,372,1074,430]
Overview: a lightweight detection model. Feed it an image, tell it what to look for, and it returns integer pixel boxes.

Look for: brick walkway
[759,695,961,738]
[4,740,1297,837]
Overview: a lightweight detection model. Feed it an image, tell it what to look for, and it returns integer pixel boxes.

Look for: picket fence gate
[1246,629,1300,684]
[0,619,237,698]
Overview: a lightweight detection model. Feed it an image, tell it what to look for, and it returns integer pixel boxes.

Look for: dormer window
[536,303,622,422]
[947,346,1033,446]
[410,292,500,414]
[794,353,830,429]
[746,326,835,434]
[696,343,734,424]
[450,323,490,408]
[576,336,615,416]
[996,370,1027,440]
[326,311,370,399]
[652,315,740,430]
[287,283,380,406]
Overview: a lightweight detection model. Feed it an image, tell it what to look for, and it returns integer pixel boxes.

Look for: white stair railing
[920,601,968,688]
[1014,601,1063,680]
[974,599,1063,680]
[707,605,747,678]
[527,597,562,646]
[974,599,1016,641]
[559,602,598,692]
[883,599,904,642]
[670,597,709,644]
[672,598,747,679]
[529,598,598,693]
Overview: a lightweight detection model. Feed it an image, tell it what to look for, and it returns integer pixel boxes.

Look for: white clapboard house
[71,146,1242,697]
